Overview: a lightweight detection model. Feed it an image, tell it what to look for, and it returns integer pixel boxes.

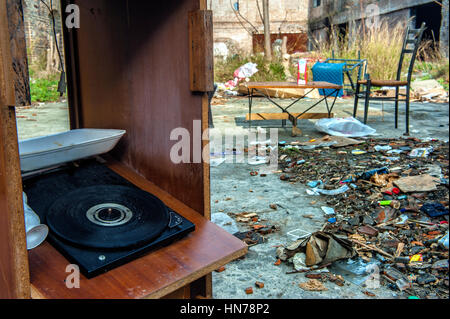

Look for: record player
[22,159,195,278]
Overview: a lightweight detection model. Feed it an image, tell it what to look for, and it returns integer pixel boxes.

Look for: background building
[308,0,449,57]
[209,0,310,57]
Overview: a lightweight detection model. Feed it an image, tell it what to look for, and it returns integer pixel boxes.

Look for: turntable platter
[45,185,170,249]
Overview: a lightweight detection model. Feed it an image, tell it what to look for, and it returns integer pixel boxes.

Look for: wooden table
[244,81,343,136]
[28,158,248,299]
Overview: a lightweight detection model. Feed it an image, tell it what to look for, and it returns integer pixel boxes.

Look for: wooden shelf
[28,158,247,299]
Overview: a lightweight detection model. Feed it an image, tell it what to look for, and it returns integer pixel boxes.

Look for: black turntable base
[22,159,195,278]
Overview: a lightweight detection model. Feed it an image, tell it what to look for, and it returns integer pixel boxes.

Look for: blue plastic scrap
[307,180,323,188]
[311,62,345,97]
[420,202,449,217]
[357,167,389,181]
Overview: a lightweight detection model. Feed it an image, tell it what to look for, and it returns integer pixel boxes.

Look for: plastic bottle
[438,231,449,249]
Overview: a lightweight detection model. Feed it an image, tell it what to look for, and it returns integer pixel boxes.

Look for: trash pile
[276,135,449,298]
[363,80,448,104]
[232,211,280,246]
[411,79,449,103]
[216,62,259,96]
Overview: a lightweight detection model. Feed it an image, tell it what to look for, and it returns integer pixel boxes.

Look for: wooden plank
[0,0,30,298]
[246,81,342,90]
[6,0,30,106]
[246,112,334,121]
[238,84,322,98]
[188,10,214,92]
[162,285,191,299]
[28,157,248,299]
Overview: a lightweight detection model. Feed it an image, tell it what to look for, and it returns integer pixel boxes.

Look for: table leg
[326,89,339,117]
[248,88,253,130]
[290,115,302,136]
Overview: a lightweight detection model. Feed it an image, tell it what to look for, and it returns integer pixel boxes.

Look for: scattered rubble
[275,136,449,298]
[299,279,328,291]
[255,281,265,289]
[372,80,449,104]
[245,287,254,294]
[411,79,449,103]
[215,266,226,273]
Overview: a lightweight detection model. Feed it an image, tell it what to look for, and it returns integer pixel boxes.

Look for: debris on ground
[411,79,449,103]
[299,279,328,291]
[245,287,254,294]
[231,209,280,246]
[276,136,449,298]
[255,281,265,288]
[233,230,266,246]
[276,231,356,267]
[215,266,226,273]
[373,81,449,104]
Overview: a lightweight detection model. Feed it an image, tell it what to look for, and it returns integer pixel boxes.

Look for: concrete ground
[15,95,449,299]
[208,95,449,299]
[16,101,70,140]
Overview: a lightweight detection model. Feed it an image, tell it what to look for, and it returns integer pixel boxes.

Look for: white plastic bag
[314,117,376,137]
[233,62,258,80]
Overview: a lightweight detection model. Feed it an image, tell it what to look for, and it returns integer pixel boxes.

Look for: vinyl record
[45,185,169,249]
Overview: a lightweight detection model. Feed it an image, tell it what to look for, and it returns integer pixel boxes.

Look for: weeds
[216,20,450,92]
[214,53,288,83]
[29,71,61,103]
[311,21,406,81]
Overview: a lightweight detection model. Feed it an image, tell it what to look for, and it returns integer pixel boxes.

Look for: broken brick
[215,266,226,273]
[363,291,376,297]
[357,225,379,237]
[255,281,265,288]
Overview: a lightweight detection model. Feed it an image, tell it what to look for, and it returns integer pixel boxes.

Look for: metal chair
[324,50,367,94]
[353,22,426,135]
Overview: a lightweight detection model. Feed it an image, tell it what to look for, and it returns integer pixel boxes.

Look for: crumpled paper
[276,231,356,267]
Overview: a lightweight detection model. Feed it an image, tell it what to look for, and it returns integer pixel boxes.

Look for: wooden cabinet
[0,0,247,299]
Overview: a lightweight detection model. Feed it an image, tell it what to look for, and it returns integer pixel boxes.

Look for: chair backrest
[396,22,427,83]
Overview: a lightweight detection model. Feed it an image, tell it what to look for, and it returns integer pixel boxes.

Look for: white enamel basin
[19,129,126,172]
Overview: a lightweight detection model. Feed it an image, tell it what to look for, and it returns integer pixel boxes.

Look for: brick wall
[210,0,309,55]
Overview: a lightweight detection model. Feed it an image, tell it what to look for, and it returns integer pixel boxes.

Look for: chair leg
[353,83,360,118]
[405,88,410,135]
[363,80,371,124]
[394,86,399,129]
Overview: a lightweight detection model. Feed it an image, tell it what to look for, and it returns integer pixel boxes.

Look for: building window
[313,0,321,8]
[233,1,239,11]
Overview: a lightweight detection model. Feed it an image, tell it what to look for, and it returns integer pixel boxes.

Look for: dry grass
[311,20,449,91]
[214,53,288,83]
